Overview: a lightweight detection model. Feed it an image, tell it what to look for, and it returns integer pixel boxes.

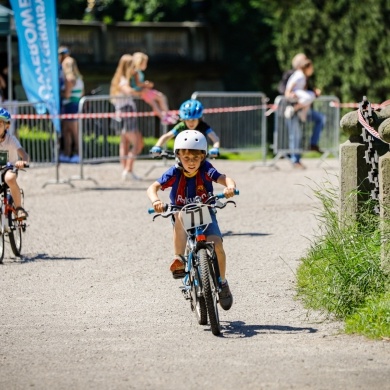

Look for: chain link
[359,96,380,214]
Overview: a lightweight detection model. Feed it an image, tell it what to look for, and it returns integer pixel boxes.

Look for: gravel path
[1,158,389,390]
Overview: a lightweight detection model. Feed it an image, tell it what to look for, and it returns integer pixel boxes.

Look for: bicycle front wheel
[8,211,22,257]
[198,248,221,336]
[190,265,207,325]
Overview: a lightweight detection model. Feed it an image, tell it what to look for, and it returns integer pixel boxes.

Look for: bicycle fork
[0,195,12,234]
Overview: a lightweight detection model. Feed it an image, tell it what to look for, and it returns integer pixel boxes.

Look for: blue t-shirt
[130,70,144,92]
[157,160,222,205]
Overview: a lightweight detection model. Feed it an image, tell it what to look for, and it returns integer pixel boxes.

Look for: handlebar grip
[148,203,169,214]
[216,189,239,199]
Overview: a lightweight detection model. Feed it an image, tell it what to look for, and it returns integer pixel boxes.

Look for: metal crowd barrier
[270,95,340,167]
[191,91,268,164]
[2,100,57,166]
[2,92,341,187]
[74,94,164,183]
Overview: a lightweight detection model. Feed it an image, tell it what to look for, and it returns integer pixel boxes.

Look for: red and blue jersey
[157,160,222,205]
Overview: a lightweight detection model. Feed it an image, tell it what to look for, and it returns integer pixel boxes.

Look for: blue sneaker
[70,154,80,164]
[59,153,71,163]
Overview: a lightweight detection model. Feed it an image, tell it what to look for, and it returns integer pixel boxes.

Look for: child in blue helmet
[0,108,29,219]
[147,130,236,310]
[150,99,220,158]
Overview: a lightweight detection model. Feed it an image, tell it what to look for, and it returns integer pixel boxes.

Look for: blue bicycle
[149,190,238,336]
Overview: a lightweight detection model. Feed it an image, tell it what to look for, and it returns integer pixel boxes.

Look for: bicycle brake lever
[214,199,225,208]
[225,200,236,207]
[152,214,162,221]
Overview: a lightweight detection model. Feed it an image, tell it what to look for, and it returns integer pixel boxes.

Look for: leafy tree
[262,0,390,103]
[5,0,390,103]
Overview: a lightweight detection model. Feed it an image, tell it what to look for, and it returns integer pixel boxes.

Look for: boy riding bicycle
[150,99,220,158]
[147,130,236,310]
[0,108,29,220]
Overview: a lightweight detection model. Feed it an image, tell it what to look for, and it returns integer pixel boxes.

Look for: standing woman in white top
[110,54,144,180]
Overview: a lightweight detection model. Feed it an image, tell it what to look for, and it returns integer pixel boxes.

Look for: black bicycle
[149,190,238,335]
[0,163,28,263]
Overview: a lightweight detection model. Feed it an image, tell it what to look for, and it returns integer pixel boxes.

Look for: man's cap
[58,46,69,55]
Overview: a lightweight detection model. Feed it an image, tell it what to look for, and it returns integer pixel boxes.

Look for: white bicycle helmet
[174,130,207,155]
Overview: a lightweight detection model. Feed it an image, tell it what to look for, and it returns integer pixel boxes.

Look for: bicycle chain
[359,96,380,214]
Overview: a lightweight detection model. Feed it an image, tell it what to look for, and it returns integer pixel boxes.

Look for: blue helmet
[0,107,11,123]
[179,99,204,120]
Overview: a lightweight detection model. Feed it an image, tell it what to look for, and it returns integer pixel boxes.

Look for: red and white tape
[11,104,265,120]
[357,109,387,143]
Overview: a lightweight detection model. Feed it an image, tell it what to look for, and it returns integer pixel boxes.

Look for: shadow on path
[223,230,270,238]
[219,320,317,338]
[16,253,90,264]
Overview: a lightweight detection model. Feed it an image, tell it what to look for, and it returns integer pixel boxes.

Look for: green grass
[296,180,390,339]
[345,291,390,339]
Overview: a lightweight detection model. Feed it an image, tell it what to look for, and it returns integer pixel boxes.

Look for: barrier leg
[42,132,75,188]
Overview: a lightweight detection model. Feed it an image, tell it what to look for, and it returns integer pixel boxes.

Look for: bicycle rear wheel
[198,248,221,336]
[0,224,4,264]
[8,210,22,257]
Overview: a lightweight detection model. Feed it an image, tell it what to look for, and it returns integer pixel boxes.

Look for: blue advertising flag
[9,0,60,132]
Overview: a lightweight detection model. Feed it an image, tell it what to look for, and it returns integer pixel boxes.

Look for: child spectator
[150,99,220,157]
[110,54,144,181]
[0,107,29,219]
[146,130,236,310]
[131,52,177,125]
[284,57,320,122]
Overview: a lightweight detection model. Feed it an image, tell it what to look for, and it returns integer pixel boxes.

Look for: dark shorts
[62,102,79,121]
[120,105,138,133]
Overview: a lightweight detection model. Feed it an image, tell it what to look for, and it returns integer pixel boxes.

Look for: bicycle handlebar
[0,162,29,170]
[148,189,239,215]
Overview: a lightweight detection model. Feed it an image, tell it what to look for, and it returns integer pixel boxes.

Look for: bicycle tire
[190,265,207,325]
[198,248,221,336]
[8,211,22,257]
[0,218,4,264]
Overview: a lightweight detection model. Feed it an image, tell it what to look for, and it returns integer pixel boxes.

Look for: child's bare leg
[208,235,226,280]
[296,105,310,122]
[123,131,143,172]
[5,171,22,209]
[155,92,169,112]
[120,132,130,169]
[125,132,136,172]
[147,100,164,119]
[173,213,187,256]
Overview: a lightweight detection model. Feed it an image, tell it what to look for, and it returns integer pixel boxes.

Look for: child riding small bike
[147,130,236,310]
[150,99,220,158]
[0,107,29,220]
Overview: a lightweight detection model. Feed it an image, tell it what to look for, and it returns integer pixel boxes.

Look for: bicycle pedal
[180,286,191,300]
